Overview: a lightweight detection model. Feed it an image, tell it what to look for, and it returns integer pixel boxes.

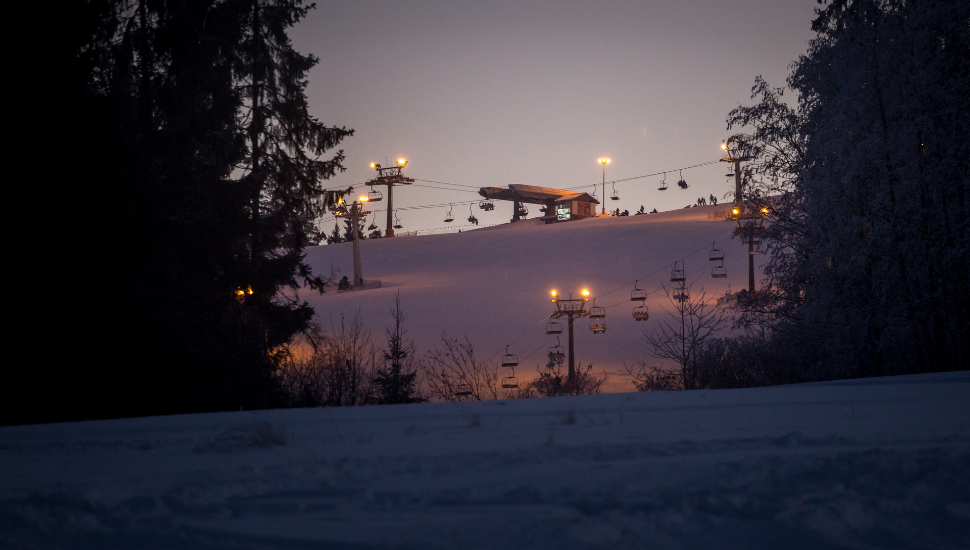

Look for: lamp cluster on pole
[364,159,414,238]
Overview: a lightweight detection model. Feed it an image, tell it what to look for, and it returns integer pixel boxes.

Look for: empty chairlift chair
[709,242,725,262]
[455,381,472,397]
[545,321,563,335]
[501,369,519,389]
[750,240,765,255]
[631,280,647,302]
[444,205,454,223]
[367,189,383,202]
[670,261,686,283]
[393,214,403,229]
[658,173,668,191]
[611,184,620,201]
[588,304,606,320]
[711,262,727,278]
[501,345,519,368]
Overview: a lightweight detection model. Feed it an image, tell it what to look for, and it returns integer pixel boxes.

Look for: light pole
[598,158,610,215]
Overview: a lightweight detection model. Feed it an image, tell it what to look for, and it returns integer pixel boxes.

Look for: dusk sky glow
[294,0,818,234]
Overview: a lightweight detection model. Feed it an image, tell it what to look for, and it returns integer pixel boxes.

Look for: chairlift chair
[670,261,686,282]
[610,183,619,201]
[709,242,725,262]
[501,345,519,367]
[444,205,454,223]
[712,264,728,278]
[658,173,668,191]
[590,321,606,334]
[393,214,403,229]
[674,288,689,302]
[516,204,529,217]
[545,321,563,335]
[588,305,606,320]
[467,205,478,224]
[367,189,383,202]
[750,241,765,255]
[455,382,472,397]
[633,305,650,321]
[631,280,647,302]
[501,374,519,389]
[479,199,495,211]
[676,169,688,189]
[367,213,378,231]
[548,339,565,362]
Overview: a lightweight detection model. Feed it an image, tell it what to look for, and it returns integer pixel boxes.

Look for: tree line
[631,0,969,390]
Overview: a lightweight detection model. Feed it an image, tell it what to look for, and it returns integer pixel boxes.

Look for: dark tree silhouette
[372,292,424,405]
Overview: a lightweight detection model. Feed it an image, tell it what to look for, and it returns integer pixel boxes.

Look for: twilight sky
[293,0,818,235]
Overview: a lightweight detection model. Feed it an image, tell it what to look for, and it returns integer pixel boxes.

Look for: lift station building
[478,184,600,224]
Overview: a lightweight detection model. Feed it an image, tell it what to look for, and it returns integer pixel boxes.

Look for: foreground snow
[2,372,968,549]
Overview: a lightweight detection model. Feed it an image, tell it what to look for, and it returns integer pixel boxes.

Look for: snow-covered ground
[2,371,967,548]
[306,205,758,392]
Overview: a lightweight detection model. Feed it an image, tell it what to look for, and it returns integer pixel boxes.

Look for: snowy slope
[2,372,967,549]
[305,205,758,392]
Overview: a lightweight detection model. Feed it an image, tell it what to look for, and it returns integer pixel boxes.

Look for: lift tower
[334,196,371,286]
[365,159,414,237]
[720,142,759,293]
[549,289,591,387]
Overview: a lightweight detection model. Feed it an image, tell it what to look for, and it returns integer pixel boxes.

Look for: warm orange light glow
[338,198,344,204]
[732,207,740,215]
[359,195,369,202]
[397,158,407,166]
[598,158,610,165]
[551,290,557,297]
[370,163,376,168]
[721,142,728,151]
[582,289,590,297]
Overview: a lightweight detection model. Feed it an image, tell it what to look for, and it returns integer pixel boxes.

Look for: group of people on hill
[694,194,718,206]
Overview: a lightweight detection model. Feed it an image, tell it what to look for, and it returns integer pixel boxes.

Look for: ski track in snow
[2,372,968,549]
[303,206,756,393]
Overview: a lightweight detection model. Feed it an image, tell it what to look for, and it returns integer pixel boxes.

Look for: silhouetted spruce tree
[372,292,423,404]
[342,216,367,241]
[31,0,353,424]
[326,222,344,244]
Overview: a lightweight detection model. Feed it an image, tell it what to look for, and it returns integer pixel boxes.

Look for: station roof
[479,184,599,205]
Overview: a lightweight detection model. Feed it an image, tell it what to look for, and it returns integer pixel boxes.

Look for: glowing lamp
[581,289,590,297]
[721,143,728,151]
[359,196,369,202]
[397,159,407,166]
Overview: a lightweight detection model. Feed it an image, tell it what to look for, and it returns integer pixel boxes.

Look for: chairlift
[631,280,647,302]
[516,204,529,217]
[712,263,727,278]
[367,189,383,202]
[501,371,519,389]
[633,304,650,321]
[367,213,378,231]
[677,169,688,189]
[545,321,563,335]
[658,172,668,191]
[444,204,454,223]
[590,321,606,334]
[501,345,519,367]
[610,183,619,201]
[588,304,606,320]
[709,241,725,262]
[455,381,472,397]
[479,199,495,211]
[548,338,565,362]
[670,260,686,282]
[467,205,478,224]
[393,214,403,229]
[750,241,765,255]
